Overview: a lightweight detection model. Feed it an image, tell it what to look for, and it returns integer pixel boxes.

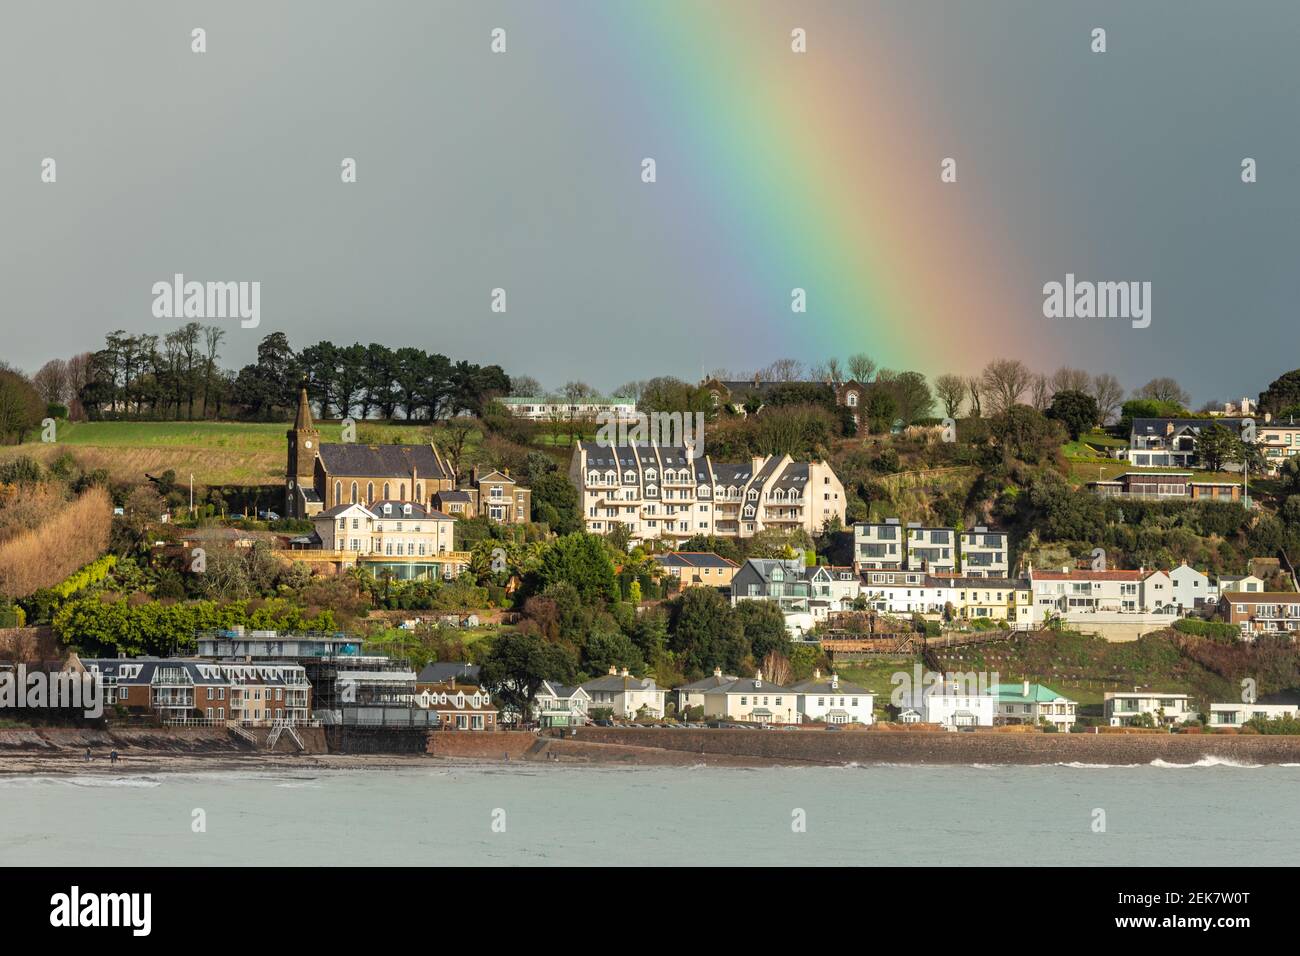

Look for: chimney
[608,665,617,676]
[1022,679,1030,697]
[620,667,629,678]
[755,669,763,687]
[830,673,839,689]
[713,666,722,678]
[813,668,821,680]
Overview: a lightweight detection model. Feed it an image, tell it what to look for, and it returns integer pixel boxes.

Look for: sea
[5,760,1297,866]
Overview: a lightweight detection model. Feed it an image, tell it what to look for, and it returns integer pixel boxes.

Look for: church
[285,386,457,519]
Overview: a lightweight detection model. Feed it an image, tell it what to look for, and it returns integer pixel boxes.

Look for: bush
[1173,618,1240,641]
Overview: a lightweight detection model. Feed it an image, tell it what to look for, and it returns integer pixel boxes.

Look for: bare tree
[65,352,94,420]
[1090,373,1124,425]
[755,358,804,382]
[847,353,877,384]
[202,325,225,419]
[761,650,792,686]
[980,359,1033,414]
[934,374,966,418]
[1030,373,1052,411]
[509,375,543,397]
[32,359,69,407]
[966,376,984,418]
[1050,367,1092,395]
[1133,377,1190,408]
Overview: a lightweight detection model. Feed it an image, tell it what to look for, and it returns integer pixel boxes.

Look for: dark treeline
[68,327,511,422]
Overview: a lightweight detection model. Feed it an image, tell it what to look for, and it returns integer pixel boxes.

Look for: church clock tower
[286,383,319,517]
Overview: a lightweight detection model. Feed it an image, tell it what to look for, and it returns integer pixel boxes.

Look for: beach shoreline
[6,724,1300,775]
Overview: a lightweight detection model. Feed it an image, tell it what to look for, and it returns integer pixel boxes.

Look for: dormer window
[383,503,392,516]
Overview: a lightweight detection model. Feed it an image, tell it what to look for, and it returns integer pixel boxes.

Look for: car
[594,719,614,727]
[228,514,246,521]
[258,510,280,521]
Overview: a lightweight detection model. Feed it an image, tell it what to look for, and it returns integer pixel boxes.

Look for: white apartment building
[312,500,455,557]
[855,518,905,570]
[499,395,637,422]
[1104,691,1197,726]
[959,526,1009,577]
[906,524,957,574]
[1029,567,1174,618]
[569,444,845,544]
[787,670,874,724]
[859,570,953,618]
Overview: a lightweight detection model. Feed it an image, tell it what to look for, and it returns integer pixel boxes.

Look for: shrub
[0,487,112,597]
[1173,618,1241,641]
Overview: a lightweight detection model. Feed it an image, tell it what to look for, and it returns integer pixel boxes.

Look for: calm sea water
[6,760,1298,866]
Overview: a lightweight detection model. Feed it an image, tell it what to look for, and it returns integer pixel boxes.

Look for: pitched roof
[992,683,1073,704]
[655,552,739,570]
[786,675,872,695]
[316,443,449,480]
[416,662,480,683]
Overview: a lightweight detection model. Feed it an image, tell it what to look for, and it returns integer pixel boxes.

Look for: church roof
[317,443,449,480]
[293,385,317,432]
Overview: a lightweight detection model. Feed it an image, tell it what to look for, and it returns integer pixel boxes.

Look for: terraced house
[569,444,845,544]
[76,657,311,725]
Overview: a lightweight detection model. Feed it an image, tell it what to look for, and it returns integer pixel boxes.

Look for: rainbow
[574,2,1046,375]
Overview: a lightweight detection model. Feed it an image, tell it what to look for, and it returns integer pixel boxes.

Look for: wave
[1149,756,1262,769]
[0,775,164,789]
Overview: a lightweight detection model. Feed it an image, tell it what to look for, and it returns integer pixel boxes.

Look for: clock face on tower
[305,440,313,449]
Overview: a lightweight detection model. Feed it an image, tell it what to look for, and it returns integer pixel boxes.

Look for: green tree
[530,533,618,605]
[1046,389,1100,440]
[478,631,576,722]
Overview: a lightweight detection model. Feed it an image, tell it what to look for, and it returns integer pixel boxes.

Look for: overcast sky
[2,1,1296,405]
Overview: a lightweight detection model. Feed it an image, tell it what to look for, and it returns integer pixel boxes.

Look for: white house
[787,670,874,724]
[1029,567,1176,617]
[859,570,954,619]
[1169,563,1212,613]
[579,668,666,719]
[1209,701,1300,727]
[994,681,1077,731]
[905,524,957,574]
[700,671,797,725]
[854,518,906,571]
[901,677,995,728]
[959,526,1010,577]
[1104,690,1197,726]
[534,680,591,727]
[1217,573,1265,594]
[312,500,456,557]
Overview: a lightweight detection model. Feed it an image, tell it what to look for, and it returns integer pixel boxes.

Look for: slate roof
[786,674,872,695]
[416,662,480,683]
[317,443,448,479]
[655,552,739,570]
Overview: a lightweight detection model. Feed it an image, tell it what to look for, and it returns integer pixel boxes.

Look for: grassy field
[0,419,469,488]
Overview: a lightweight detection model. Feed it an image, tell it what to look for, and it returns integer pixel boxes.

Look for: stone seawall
[0,726,253,753]
[570,727,1300,765]
[425,730,539,760]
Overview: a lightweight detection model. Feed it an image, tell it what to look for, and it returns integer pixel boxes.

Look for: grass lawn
[0,418,481,489]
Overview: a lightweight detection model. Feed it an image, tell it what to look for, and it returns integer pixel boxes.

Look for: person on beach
[110,749,118,765]
[84,747,91,762]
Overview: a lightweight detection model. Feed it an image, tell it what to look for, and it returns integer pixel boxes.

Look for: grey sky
[2,1,1296,405]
